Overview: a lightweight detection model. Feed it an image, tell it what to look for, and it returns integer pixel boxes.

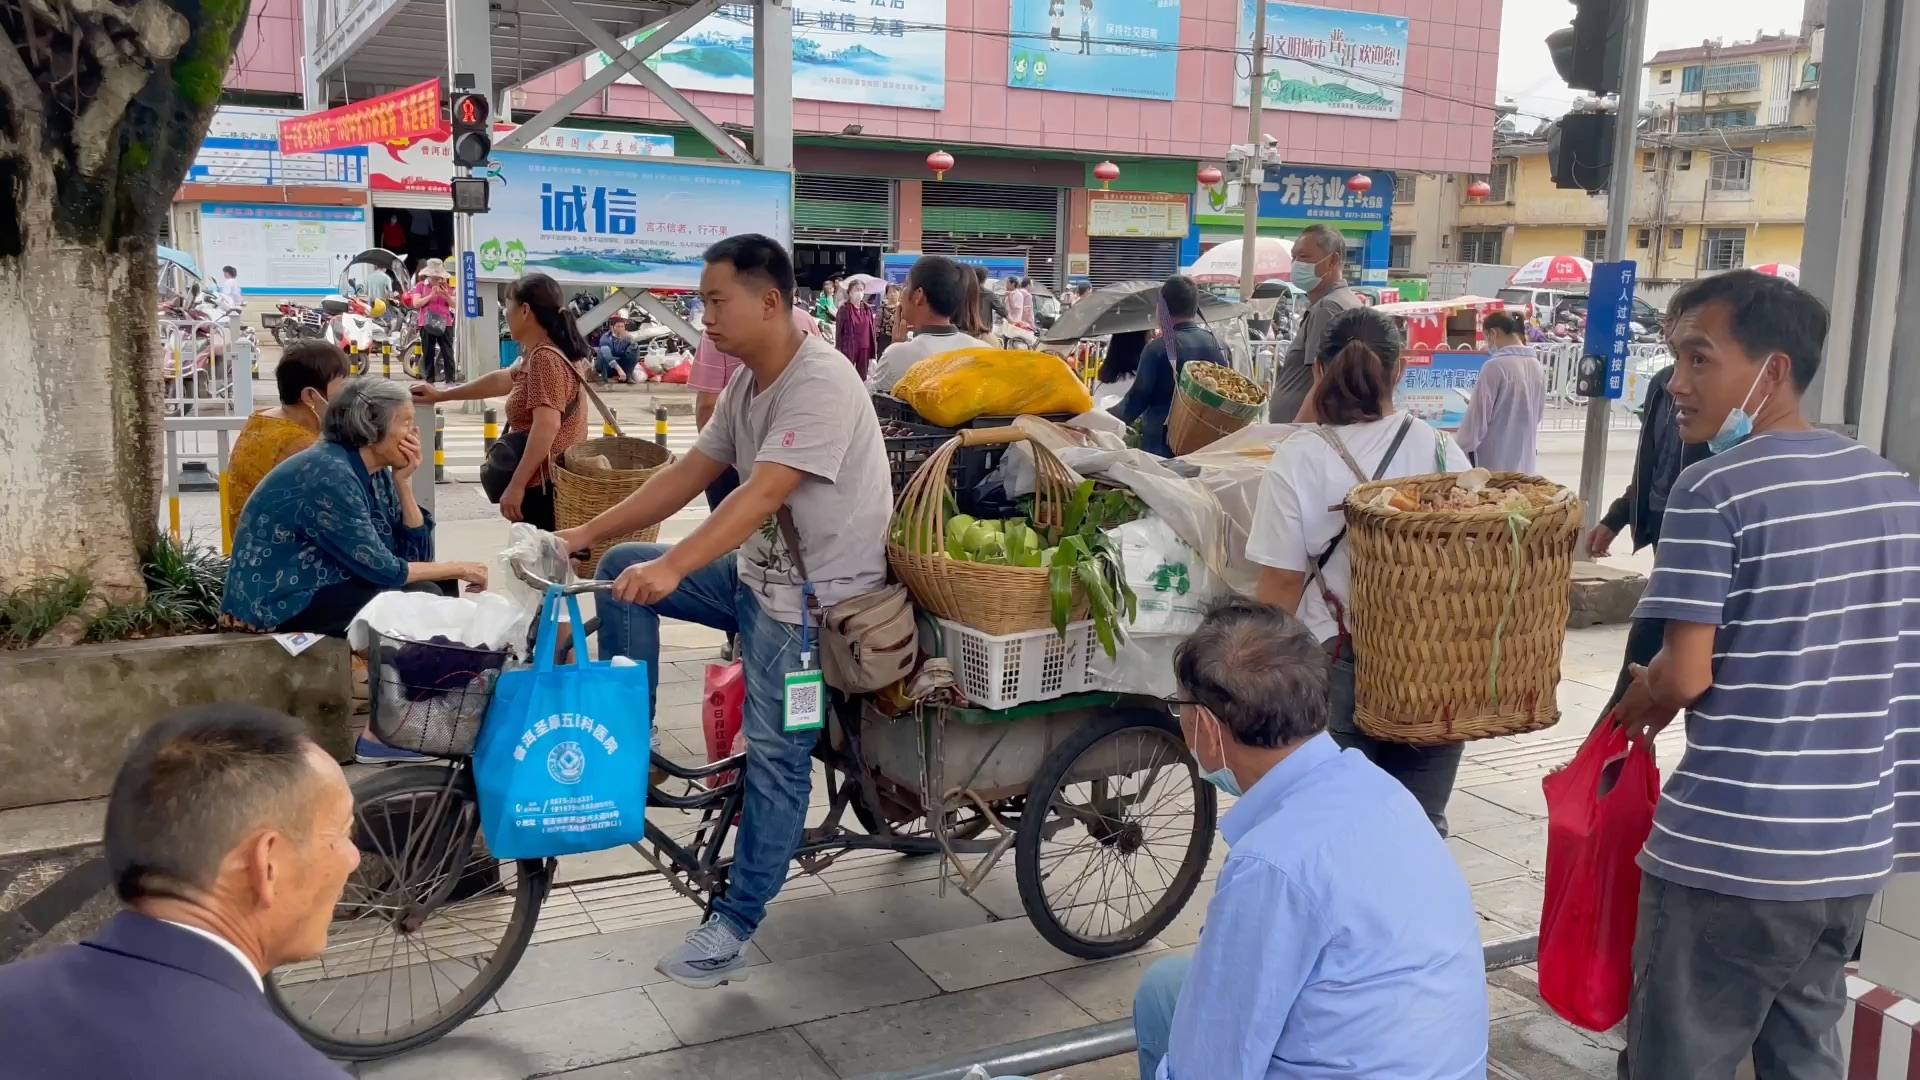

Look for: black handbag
[479,347,605,503]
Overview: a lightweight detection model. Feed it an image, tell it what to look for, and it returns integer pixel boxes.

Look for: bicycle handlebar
[508,549,612,597]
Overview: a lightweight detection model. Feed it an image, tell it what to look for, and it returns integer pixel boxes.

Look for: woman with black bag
[1245,307,1473,835]
[411,272,589,531]
[405,259,458,383]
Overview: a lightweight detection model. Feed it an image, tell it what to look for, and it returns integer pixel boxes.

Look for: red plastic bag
[702,662,746,789]
[661,360,692,385]
[1538,717,1661,1031]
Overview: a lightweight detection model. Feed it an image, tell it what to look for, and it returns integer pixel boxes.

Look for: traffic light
[450,91,492,169]
[1546,0,1628,95]
[1550,111,1616,192]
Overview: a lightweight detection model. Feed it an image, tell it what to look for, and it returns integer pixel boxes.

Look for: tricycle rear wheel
[1014,705,1216,959]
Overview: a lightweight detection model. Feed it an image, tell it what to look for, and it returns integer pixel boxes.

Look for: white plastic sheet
[1088,515,1228,697]
[495,523,578,614]
[346,590,534,654]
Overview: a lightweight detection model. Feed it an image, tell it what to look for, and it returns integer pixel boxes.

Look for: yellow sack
[896,349,1095,427]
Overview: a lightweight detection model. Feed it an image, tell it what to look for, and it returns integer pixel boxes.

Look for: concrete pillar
[895,179,924,252]
[1066,188,1091,262]
[447,0,498,382]
[752,0,794,170]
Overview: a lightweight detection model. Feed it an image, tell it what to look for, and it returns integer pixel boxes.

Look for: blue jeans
[597,342,639,381]
[595,543,813,938]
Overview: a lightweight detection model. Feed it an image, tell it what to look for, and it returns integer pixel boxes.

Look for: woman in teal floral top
[222,377,490,635]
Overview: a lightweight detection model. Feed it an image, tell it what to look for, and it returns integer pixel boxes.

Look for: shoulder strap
[1311,415,1417,572]
[776,506,810,584]
[526,344,621,436]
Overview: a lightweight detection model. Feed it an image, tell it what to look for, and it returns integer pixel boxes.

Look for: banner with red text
[281,80,442,155]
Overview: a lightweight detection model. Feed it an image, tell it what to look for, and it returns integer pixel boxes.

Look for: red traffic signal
[450,92,492,169]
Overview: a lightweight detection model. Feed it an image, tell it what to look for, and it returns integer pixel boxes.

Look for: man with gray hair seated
[221,375,489,640]
[0,704,361,1079]
[1132,597,1487,1080]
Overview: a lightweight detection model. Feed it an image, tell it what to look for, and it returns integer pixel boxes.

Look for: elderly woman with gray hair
[223,376,488,637]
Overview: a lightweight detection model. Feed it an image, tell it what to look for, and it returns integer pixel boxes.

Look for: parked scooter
[270,301,327,347]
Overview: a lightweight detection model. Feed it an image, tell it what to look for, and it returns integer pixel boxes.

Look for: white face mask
[850,290,866,303]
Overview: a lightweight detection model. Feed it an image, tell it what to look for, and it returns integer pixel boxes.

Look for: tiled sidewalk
[350,624,1662,1080]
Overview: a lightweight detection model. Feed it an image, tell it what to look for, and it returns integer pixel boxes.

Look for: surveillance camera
[1261,134,1279,148]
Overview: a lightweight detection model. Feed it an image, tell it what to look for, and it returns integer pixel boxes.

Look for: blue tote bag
[474,589,651,860]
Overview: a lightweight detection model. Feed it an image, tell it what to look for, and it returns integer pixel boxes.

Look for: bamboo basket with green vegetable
[888,427,1136,651]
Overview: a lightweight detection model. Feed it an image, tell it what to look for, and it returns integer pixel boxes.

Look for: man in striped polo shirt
[1613,270,1920,1079]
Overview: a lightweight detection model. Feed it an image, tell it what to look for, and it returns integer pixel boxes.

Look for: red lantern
[927,149,955,181]
[1467,179,1492,200]
[1093,160,1120,190]
[1197,165,1223,186]
[1346,172,1372,194]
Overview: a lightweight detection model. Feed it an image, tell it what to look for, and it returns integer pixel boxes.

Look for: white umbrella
[1184,238,1294,285]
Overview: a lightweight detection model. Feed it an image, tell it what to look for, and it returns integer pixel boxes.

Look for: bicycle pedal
[795,849,840,874]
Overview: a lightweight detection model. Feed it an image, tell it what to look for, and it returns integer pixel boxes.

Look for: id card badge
[783,581,825,733]
[783,668,825,733]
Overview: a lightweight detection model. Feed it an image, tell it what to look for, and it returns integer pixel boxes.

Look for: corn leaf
[1048,560,1074,635]
[1063,479,1095,536]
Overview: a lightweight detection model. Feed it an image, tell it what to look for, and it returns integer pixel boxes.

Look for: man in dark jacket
[0,705,360,1080]
[1587,363,1713,712]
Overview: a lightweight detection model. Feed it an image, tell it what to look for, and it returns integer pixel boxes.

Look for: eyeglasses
[1164,696,1198,722]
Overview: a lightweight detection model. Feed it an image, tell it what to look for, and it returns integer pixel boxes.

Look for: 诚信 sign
[473,151,793,289]
[1007,0,1180,101]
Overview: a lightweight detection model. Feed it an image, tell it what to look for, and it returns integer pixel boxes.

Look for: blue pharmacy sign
[460,251,481,319]
[473,151,793,289]
[1007,0,1181,101]
[1579,261,1638,399]
[881,252,1028,285]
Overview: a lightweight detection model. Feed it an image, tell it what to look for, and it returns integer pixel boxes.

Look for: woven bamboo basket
[1342,472,1582,746]
[1167,363,1265,457]
[552,437,675,568]
[887,426,1087,634]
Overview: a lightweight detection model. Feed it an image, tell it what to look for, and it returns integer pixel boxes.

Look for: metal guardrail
[851,935,1540,1080]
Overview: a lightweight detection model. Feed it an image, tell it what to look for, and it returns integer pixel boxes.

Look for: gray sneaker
[655,916,751,989]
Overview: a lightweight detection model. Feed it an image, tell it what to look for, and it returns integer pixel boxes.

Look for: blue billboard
[472,151,792,290]
[1007,0,1181,100]
[1397,351,1488,433]
[881,253,1028,285]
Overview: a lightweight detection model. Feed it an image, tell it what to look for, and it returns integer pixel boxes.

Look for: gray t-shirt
[694,336,893,624]
[1269,284,1360,422]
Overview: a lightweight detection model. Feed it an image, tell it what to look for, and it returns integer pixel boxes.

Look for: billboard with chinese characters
[369,125,674,197]
[186,107,367,188]
[583,0,944,110]
[281,80,441,155]
[200,205,370,295]
[473,151,792,289]
[1195,166,1392,227]
[880,252,1026,285]
[1233,0,1408,118]
[1396,350,1487,432]
[1088,191,1189,238]
[1006,0,1180,100]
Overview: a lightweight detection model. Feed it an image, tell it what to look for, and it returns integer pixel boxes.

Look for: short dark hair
[105,704,320,903]
[1667,270,1829,391]
[973,265,990,283]
[222,266,237,277]
[906,255,969,319]
[1482,310,1525,337]
[702,234,796,307]
[1311,306,1405,425]
[275,341,352,406]
[1161,274,1201,319]
[1174,598,1330,749]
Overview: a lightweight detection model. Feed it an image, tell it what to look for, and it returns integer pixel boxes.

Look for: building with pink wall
[226,0,307,98]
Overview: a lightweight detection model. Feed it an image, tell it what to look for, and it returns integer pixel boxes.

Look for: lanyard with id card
[783,581,826,734]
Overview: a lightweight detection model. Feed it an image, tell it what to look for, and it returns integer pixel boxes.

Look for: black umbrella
[1039,279,1251,343]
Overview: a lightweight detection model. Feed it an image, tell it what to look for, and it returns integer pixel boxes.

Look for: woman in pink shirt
[404,259,457,383]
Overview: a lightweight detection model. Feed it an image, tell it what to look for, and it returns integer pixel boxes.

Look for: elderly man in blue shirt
[1135,597,1489,1080]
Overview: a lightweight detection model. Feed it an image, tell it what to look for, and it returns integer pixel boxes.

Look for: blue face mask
[1194,710,1243,798]
[1289,254,1323,292]
[1708,363,1771,455]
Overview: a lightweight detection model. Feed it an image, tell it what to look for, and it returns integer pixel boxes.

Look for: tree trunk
[0,244,162,598]
[1,0,251,598]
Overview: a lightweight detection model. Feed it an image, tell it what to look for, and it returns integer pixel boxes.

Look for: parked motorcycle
[269,301,326,347]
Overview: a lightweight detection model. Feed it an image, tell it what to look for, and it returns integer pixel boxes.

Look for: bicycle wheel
[269,764,549,1060]
[1014,706,1216,959]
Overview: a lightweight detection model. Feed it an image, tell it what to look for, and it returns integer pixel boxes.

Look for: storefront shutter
[793,174,893,246]
[1087,236,1180,287]
[921,181,1064,289]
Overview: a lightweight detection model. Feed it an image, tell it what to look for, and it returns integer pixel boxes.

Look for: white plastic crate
[938,618,1098,711]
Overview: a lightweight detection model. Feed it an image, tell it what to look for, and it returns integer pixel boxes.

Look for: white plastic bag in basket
[495,523,578,613]
[346,591,533,655]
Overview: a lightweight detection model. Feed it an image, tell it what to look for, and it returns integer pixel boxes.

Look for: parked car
[1553,292,1665,336]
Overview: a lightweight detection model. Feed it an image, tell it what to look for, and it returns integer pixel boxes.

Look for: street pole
[1238,0,1267,303]
[1577,0,1650,537]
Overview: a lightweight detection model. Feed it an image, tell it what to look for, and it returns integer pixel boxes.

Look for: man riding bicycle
[555,234,892,989]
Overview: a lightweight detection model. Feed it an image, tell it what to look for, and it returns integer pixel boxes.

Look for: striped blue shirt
[1633,429,1920,901]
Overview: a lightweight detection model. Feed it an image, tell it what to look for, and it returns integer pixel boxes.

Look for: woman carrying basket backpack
[1245,307,1472,835]
[412,272,590,531]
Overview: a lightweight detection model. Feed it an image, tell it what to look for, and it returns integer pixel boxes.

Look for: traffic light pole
[448,0,494,385]
[1576,0,1650,538]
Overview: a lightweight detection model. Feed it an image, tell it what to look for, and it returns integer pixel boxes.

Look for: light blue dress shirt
[1159,732,1488,1080]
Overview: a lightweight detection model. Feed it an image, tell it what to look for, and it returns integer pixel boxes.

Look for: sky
[1496,0,1811,126]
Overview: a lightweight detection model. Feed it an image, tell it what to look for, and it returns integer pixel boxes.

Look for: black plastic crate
[881,418,952,496]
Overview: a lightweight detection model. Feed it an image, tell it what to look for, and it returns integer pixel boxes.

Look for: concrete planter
[0,634,353,812]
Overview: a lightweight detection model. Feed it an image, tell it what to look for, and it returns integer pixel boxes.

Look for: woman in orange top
[225,341,352,540]
[412,272,589,531]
